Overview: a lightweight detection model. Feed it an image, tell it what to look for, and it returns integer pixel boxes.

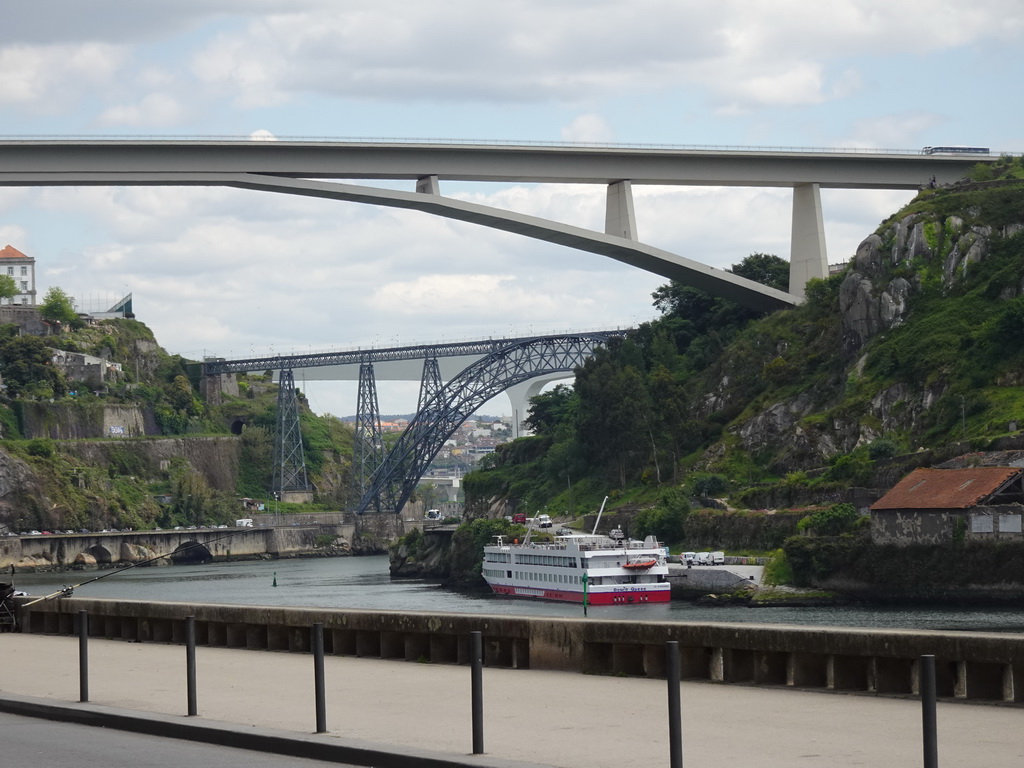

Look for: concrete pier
[13,596,1024,705]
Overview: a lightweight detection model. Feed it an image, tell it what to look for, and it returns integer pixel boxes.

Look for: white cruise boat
[481,529,671,605]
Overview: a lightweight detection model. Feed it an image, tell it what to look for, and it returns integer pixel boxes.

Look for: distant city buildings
[0,244,36,305]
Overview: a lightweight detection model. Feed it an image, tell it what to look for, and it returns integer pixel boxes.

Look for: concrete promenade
[2,634,1023,767]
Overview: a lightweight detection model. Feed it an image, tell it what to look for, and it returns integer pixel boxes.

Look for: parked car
[682,552,696,566]
[693,552,713,565]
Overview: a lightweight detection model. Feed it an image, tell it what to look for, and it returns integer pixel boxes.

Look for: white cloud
[97,92,188,127]
[561,114,615,144]
[180,1,1024,112]
[0,43,123,110]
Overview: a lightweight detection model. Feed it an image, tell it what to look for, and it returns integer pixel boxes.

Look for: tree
[524,384,576,436]
[40,287,79,328]
[729,252,789,291]
[0,275,17,304]
[0,334,66,398]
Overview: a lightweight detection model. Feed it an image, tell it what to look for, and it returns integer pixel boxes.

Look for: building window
[999,514,1022,533]
[6,267,11,275]
[971,514,994,533]
[20,266,26,276]
[20,281,27,291]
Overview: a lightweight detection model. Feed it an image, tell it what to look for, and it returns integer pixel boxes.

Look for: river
[11,555,1024,632]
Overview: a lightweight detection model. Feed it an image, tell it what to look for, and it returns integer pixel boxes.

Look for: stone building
[50,349,123,388]
[0,244,36,305]
[870,466,1024,544]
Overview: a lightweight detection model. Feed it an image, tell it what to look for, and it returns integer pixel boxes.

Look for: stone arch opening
[84,545,113,564]
[230,418,246,435]
[171,541,212,564]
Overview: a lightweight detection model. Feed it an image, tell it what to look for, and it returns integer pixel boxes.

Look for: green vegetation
[761,549,794,586]
[0,275,17,303]
[447,517,521,587]
[463,165,1024,544]
[0,310,357,533]
[633,488,689,544]
[795,503,862,537]
[783,537,1024,593]
[39,286,82,329]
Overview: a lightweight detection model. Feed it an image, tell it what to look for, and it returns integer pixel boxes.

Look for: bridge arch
[358,333,614,514]
[170,541,213,564]
[84,545,113,565]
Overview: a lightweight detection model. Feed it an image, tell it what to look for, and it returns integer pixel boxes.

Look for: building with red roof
[870,466,1024,544]
[0,244,36,305]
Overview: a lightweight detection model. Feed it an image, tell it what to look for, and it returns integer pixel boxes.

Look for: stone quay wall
[13,597,1024,706]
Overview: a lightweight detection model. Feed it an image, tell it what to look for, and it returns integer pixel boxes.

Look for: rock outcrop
[725,198,1024,471]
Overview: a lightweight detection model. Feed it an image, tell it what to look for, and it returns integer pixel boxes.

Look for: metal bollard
[77,610,89,703]
[471,630,484,755]
[186,615,197,716]
[920,655,938,768]
[666,640,683,768]
[313,623,327,733]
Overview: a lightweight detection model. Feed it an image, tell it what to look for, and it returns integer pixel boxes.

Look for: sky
[1,1,1022,418]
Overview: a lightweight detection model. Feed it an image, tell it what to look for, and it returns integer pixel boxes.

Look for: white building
[0,245,36,305]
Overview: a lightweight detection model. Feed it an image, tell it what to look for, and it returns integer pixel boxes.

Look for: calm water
[12,555,1024,633]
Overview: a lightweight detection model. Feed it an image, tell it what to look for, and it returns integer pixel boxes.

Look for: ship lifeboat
[622,559,657,569]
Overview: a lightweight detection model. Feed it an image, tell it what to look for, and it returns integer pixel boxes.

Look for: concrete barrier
[13,596,1024,705]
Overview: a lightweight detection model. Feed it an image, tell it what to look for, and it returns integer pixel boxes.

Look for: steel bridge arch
[357,332,621,514]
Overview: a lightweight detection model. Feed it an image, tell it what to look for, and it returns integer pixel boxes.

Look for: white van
[235,518,254,528]
[710,551,725,565]
[537,514,553,528]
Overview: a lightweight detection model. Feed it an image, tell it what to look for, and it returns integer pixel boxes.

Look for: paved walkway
[3,634,1023,767]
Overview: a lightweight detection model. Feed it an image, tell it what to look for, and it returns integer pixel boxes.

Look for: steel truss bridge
[203,330,624,513]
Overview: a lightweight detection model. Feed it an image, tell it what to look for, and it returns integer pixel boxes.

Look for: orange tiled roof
[0,245,31,260]
[871,466,1021,510]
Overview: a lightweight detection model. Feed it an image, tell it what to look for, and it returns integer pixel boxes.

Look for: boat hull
[488,583,670,605]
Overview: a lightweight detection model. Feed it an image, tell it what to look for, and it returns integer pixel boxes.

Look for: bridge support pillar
[605,180,637,240]
[273,369,312,502]
[416,175,440,195]
[355,363,384,506]
[789,182,828,300]
[504,374,571,439]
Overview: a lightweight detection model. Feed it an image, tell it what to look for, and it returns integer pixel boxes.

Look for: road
[1,712,365,768]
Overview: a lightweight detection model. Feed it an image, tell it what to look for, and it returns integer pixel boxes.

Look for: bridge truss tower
[357,333,617,514]
[354,362,385,511]
[272,368,312,498]
[418,357,443,414]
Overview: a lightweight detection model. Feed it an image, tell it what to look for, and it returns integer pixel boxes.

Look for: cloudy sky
[1,1,1022,417]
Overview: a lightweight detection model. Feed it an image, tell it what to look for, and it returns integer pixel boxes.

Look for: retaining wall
[14,597,1024,705]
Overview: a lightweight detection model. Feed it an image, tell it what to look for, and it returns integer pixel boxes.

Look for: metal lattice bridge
[203,331,624,514]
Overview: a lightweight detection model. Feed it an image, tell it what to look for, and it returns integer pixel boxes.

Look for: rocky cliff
[704,183,1024,475]
[20,402,159,439]
[58,436,242,492]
